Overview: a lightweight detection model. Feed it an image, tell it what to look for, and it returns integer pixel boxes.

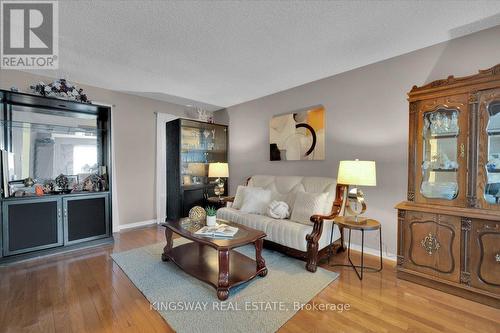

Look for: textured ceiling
[27,0,500,110]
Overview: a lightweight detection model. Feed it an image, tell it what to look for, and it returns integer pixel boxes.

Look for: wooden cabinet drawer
[469,220,500,293]
[402,211,461,282]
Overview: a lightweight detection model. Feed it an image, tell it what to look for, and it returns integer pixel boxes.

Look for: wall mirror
[4,105,100,183]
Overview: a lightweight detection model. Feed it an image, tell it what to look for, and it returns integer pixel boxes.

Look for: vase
[206,215,217,226]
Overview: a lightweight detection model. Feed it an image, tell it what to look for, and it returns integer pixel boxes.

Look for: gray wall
[0,70,189,227]
[218,25,500,256]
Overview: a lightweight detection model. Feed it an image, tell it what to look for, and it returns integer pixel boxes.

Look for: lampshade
[337,160,376,186]
[208,162,229,178]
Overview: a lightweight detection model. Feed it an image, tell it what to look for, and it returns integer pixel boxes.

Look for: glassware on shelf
[421,181,458,200]
[451,113,459,133]
[484,101,500,204]
[420,108,460,200]
[427,109,459,136]
[422,152,459,171]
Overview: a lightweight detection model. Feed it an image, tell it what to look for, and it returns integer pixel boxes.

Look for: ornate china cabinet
[396,64,500,308]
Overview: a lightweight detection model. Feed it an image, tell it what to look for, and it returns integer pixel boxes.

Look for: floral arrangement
[30,79,90,103]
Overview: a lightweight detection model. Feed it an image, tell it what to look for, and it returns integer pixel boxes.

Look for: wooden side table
[207,196,234,209]
[331,216,383,280]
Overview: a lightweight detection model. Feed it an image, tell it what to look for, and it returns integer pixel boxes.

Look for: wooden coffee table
[161,219,267,300]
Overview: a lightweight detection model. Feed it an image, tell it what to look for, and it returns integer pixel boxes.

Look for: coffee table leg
[255,238,267,277]
[161,228,173,262]
[217,249,230,301]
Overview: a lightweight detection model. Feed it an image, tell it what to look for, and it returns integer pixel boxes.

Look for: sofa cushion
[217,207,341,252]
[248,175,337,215]
[240,188,272,215]
[232,185,247,209]
[265,219,314,252]
[217,207,274,232]
[290,192,328,225]
[232,185,265,210]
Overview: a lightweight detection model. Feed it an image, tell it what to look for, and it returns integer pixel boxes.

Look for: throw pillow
[232,185,247,209]
[266,200,290,219]
[290,192,328,225]
[240,188,272,215]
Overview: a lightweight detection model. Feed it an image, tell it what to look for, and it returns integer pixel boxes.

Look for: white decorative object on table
[206,215,217,226]
[267,200,290,219]
[205,206,218,226]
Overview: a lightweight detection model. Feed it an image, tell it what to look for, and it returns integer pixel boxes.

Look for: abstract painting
[269,105,325,161]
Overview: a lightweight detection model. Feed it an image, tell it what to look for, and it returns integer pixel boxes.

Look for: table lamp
[209,162,229,199]
[337,159,376,223]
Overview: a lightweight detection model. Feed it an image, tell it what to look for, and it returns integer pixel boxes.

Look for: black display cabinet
[0,90,113,262]
[166,119,228,219]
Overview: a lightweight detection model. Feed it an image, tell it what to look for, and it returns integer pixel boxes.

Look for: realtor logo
[1,0,58,69]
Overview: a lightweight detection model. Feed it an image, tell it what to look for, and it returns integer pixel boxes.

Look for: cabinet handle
[58,208,61,218]
[64,208,67,217]
[496,253,500,262]
[460,143,465,158]
[420,232,441,255]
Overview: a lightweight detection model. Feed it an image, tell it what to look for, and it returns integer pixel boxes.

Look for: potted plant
[206,206,217,226]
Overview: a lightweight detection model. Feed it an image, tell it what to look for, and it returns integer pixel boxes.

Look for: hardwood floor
[0,225,498,333]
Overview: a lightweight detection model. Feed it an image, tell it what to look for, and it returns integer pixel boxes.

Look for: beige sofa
[217,175,346,272]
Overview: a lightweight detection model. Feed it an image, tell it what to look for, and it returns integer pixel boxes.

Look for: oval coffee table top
[163,218,266,249]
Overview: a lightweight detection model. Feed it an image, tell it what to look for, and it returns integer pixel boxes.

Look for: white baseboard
[116,219,157,232]
[348,243,397,262]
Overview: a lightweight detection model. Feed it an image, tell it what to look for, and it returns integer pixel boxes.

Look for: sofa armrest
[305,184,347,272]
[308,183,347,231]
[307,215,327,239]
[224,196,235,208]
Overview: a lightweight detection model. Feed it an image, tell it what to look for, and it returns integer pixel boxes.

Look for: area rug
[111,239,339,333]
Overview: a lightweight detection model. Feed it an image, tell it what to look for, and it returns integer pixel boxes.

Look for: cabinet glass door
[484,101,500,204]
[180,120,227,186]
[420,108,460,200]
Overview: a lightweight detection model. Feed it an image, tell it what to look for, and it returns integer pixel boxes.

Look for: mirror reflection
[7,106,99,183]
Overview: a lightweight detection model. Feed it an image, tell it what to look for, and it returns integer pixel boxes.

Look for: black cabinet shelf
[1,190,110,201]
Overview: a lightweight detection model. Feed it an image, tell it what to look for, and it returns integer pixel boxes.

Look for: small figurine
[55,174,69,190]
[43,180,55,194]
[23,177,34,187]
[35,185,44,196]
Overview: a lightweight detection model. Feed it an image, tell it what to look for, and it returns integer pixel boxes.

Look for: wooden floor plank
[0,225,498,333]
